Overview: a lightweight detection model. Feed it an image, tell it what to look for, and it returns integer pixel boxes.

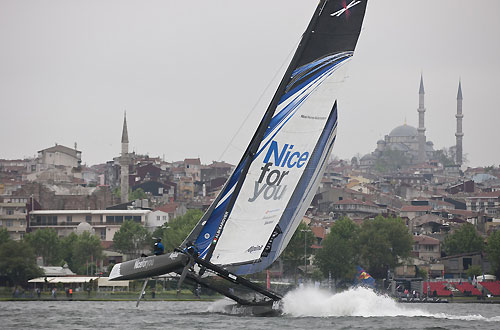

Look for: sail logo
[248,140,309,202]
[134,258,154,270]
[247,245,263,253]
[330,0,361,17]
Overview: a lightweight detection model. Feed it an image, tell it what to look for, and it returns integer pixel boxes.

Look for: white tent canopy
[29,276,98,284]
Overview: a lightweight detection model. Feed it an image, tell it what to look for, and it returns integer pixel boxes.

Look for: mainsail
[183,0,367,274]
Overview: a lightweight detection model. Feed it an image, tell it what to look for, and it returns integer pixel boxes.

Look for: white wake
[281,286,500,322]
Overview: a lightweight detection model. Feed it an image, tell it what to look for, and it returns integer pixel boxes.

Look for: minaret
[120,112,130,203]
[417,74,426,163]
[455,80,464,166]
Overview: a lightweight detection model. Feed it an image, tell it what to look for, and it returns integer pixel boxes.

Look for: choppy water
[1,287,499,330]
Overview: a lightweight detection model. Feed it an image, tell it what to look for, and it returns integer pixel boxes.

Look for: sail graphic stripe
[192,158,249,256]
[256,57,348,159]
[231,105,339,274]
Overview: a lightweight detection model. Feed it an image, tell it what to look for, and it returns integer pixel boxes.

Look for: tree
[112,220,152,257]
[281,222,315,277]
[375,149,410,173]
[24,228,61,266]
[357,216,413,278]
[434,148,455,166]
[466,265,482,279]
[0,240,42,286]
[71,231,104,275]
[153,209,203,252]
[443,222,484,256]
[129,188,147,201]
[0,228,10,245]
[315,217,359,282]
[60,232,79,270]
[487,230,500,276]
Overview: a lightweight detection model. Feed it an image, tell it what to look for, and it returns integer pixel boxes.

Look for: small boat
[110,0,368,315]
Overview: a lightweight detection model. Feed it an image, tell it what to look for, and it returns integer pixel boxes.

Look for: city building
[29,209,150,242]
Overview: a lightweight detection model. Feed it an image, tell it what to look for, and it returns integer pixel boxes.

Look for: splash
[282,286,500,322]
[282,286,426,317]
[207,298,235,314]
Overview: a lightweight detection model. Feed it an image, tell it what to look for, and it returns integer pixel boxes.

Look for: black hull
[109,252,188,281]
[223,300,282,317]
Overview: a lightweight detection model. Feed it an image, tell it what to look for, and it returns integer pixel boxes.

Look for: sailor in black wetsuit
[154,238,164,255]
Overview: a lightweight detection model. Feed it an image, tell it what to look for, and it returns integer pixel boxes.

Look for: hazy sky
[1,0,499,168]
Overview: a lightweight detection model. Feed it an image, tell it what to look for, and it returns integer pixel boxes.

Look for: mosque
[360,75,464,169]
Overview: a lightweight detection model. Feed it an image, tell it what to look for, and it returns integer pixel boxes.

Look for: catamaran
[110,0,368,315]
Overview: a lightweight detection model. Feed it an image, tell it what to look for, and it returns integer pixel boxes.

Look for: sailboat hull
[109,252,188,281]
[224,300,282,317]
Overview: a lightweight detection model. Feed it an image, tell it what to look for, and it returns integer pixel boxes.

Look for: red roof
[446,209,477,217]
[413,235,439,245]
[311,226,326,240]
[471,191,500,198]
[184,158,201,165]
[401,205,432,212]
[155,202,179,213]
[334,198,377,207]
[101,241,113,249]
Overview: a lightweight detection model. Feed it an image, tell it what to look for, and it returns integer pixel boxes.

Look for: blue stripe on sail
[193,159,248,257]
[291,55,343,82]
[258,57,346,152]
[291,53,347,78]
[263,55,347,141]
[234,106,338,275]
[280,56,349,106]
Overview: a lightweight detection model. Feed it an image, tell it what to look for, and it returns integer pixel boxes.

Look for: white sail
[212,58,349,265]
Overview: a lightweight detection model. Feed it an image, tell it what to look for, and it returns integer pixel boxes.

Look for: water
[1,287,499,330]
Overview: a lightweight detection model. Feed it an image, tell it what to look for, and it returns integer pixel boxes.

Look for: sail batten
[183,0,367,273]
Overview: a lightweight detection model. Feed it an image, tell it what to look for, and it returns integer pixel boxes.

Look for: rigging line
[217,38,301,162]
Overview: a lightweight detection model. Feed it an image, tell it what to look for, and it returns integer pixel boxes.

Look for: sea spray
[207,298,235,314]
[282,286,500,322]
[281,286,429,317]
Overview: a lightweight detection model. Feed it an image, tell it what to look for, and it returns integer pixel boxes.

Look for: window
[162,216,167,221]
[157,216,161,221]
[7,209,14,215]
[100,230,106,240]
[48,216,57,225]
[67,216,72,223]
[85,215,92,222]
[19,220,25,227]
[133,216,141,223]
[7,220,13,227]
[463,257,472,270]
[106,216,115,223]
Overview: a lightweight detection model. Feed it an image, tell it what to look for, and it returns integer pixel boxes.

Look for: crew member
[154,238,164,255]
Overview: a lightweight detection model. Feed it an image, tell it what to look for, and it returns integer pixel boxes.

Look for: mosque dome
[76,221,94,235]
[389,124,418,137]
[361,153,377,161]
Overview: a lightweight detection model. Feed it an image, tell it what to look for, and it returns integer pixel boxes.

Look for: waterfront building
[29,209,149,242]
[0,196,28,240]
